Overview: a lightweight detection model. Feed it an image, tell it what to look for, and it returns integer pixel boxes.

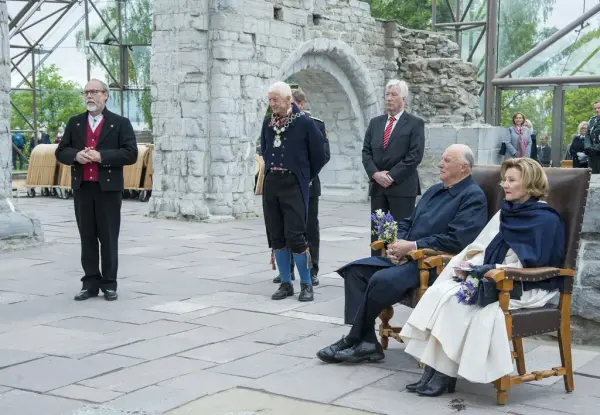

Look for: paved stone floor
[2,194,600,414]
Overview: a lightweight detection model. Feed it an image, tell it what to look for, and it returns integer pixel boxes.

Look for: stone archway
[273,39,382,202]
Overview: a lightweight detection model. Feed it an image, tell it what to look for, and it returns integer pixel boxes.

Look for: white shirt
[88,113,104,133]
[387,110,403,134]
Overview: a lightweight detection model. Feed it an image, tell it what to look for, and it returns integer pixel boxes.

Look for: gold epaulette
[309,116,324,123]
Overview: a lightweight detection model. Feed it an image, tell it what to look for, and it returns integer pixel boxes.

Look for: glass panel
[127,46,151,88]
[123,89,152,131]
[122,0,152,45]
[498,0,600,78]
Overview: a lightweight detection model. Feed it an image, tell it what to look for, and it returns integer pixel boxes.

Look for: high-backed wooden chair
[375,165,505,348]
[482,167,591,405]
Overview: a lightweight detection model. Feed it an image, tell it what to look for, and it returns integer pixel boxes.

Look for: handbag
[498,142,507,156]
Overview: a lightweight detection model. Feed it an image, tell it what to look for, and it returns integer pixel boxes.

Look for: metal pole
[495,87,502,126]
[495,2,600,79]
[432,0,437,31]
[460,0,476,22]
[551,85,565,167]
[492,74,600,86]
[31,52,38,151]
[467,27,486,62]
[117,0,124,116]
[484,0,498,124]
[85,0,91,81]
[456,0,461,44]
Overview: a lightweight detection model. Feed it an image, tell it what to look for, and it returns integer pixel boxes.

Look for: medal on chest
[270,111,303,148]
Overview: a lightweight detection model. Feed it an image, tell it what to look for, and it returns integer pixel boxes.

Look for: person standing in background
[362,79,425,255]
[55,79,138,302]
[570,121,589,168]
[525,119,537,161]
[585,101,600,173]
[503,112,532,159]
[537,134,552,167]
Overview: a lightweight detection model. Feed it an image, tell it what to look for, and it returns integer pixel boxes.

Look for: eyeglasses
[82,89,105,96]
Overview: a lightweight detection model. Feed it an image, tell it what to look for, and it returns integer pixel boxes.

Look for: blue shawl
[476,198,565,307]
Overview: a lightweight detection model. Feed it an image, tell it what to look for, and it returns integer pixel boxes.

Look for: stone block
[0,390,83,415]
[577,261,600,289]
[0,349,44,369]
[572,286,600,324]
[179,340,274,364]
[79,356,212,393]
[208,351,309,379]
[582,176,600,234]
[50,384,123,403]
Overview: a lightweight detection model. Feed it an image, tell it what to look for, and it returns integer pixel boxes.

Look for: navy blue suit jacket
[344,175,488,270]
[261,103,327,214]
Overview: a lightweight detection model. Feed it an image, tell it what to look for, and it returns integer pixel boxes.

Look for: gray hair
[578,121,589,132]
[87,78,109,92]
[448,143,474,170]
[268,81,292,98]
[385,79,409,99]
[292,87,306,104]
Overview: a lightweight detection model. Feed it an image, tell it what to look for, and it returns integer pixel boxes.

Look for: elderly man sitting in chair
[317,144,488,363]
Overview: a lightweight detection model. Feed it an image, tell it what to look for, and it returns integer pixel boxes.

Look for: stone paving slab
[167,388,376,415]
[2,197,600,414]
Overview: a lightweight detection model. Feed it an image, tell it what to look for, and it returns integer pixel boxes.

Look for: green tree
[11,64,86,139]
[365,0,452,30]
[75,0,152,129]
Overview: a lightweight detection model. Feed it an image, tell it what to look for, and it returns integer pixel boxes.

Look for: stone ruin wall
[149,0,485,217]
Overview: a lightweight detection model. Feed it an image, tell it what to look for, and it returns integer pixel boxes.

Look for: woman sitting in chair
[400,158,565,397]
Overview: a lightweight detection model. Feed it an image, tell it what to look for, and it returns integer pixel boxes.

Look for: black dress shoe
[271,282,294,300]
[298,284,314,302]
[316,337,353,363]
[103,290,118,301]
[272,272,296,283]
[406,365,436,392]
[335,340,385,363]
[417,371,457,397]
[74,290,99,301]
[311,274,319,286]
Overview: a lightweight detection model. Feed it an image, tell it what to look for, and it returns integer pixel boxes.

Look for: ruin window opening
[313,14,322,25]
[274,7,283,21]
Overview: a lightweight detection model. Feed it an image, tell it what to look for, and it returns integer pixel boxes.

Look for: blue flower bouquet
[370,209,398,255]
[455,276,480,305]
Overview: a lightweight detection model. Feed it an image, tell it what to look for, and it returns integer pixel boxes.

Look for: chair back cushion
[543,167,591,269]
[472,165,504,221]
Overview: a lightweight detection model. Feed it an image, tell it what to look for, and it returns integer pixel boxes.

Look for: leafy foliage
[364,0,452,30]
[75,0,152,129]
[11,64,86,139]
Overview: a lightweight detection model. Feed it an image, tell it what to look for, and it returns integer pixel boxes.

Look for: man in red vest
[56,79,138,301]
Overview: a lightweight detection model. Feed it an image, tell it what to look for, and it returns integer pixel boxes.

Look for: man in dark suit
[55,79,138,302]
[537,135,552,167]
[272,87,330,286]
[316,144,487,363]
[362,79,425,254]
[261,81,327,302]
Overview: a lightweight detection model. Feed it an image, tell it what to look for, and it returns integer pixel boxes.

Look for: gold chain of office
[271,111,304,148]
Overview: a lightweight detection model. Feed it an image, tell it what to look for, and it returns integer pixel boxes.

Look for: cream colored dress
[399,210,557,383]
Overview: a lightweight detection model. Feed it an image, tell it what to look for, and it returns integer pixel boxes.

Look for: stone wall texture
[149,0,483,219]
[0,2,44,251]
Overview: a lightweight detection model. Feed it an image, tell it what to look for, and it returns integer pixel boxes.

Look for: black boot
[406,365,435,392]
[298,283,314,302]
[271,282,294,300]
[417,371,457,397]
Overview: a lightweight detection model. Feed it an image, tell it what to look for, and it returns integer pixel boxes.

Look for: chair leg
[493,377,509,405]
[512,338,526,375]
[558,326,575,392]
[378,306,394,350]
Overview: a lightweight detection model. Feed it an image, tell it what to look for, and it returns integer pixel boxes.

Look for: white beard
[86,102,99,112]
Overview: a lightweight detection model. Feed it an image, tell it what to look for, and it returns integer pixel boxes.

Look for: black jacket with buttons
[55,108,138,192]
[308,116,330,198]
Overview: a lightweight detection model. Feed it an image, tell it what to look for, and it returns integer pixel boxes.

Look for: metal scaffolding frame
[8,0,151,150]
[433,0,600,124]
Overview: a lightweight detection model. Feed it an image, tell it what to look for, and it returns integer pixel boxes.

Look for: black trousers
[342,262,419,343]
[589,154,600,174]
[263,171,308,253]
[370,194,416,255]
[288,195,320,276]
[74,181,122,291]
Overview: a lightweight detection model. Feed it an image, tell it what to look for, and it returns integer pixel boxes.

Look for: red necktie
[382,116,396,149]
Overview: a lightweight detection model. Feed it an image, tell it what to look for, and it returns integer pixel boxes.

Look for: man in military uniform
[261,81,327,302]
[272,88,330,286]
[585,101,600,173]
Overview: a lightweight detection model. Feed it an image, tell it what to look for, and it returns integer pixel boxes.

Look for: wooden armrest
[370,240,385,251]
[408,248,447,261]
[484,267,574,283]
[423,254,455,268]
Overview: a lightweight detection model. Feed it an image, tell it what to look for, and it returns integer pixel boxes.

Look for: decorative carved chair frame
[371,165,506,349]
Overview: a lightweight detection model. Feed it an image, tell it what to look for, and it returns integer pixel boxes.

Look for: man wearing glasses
[56,79,138,302]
